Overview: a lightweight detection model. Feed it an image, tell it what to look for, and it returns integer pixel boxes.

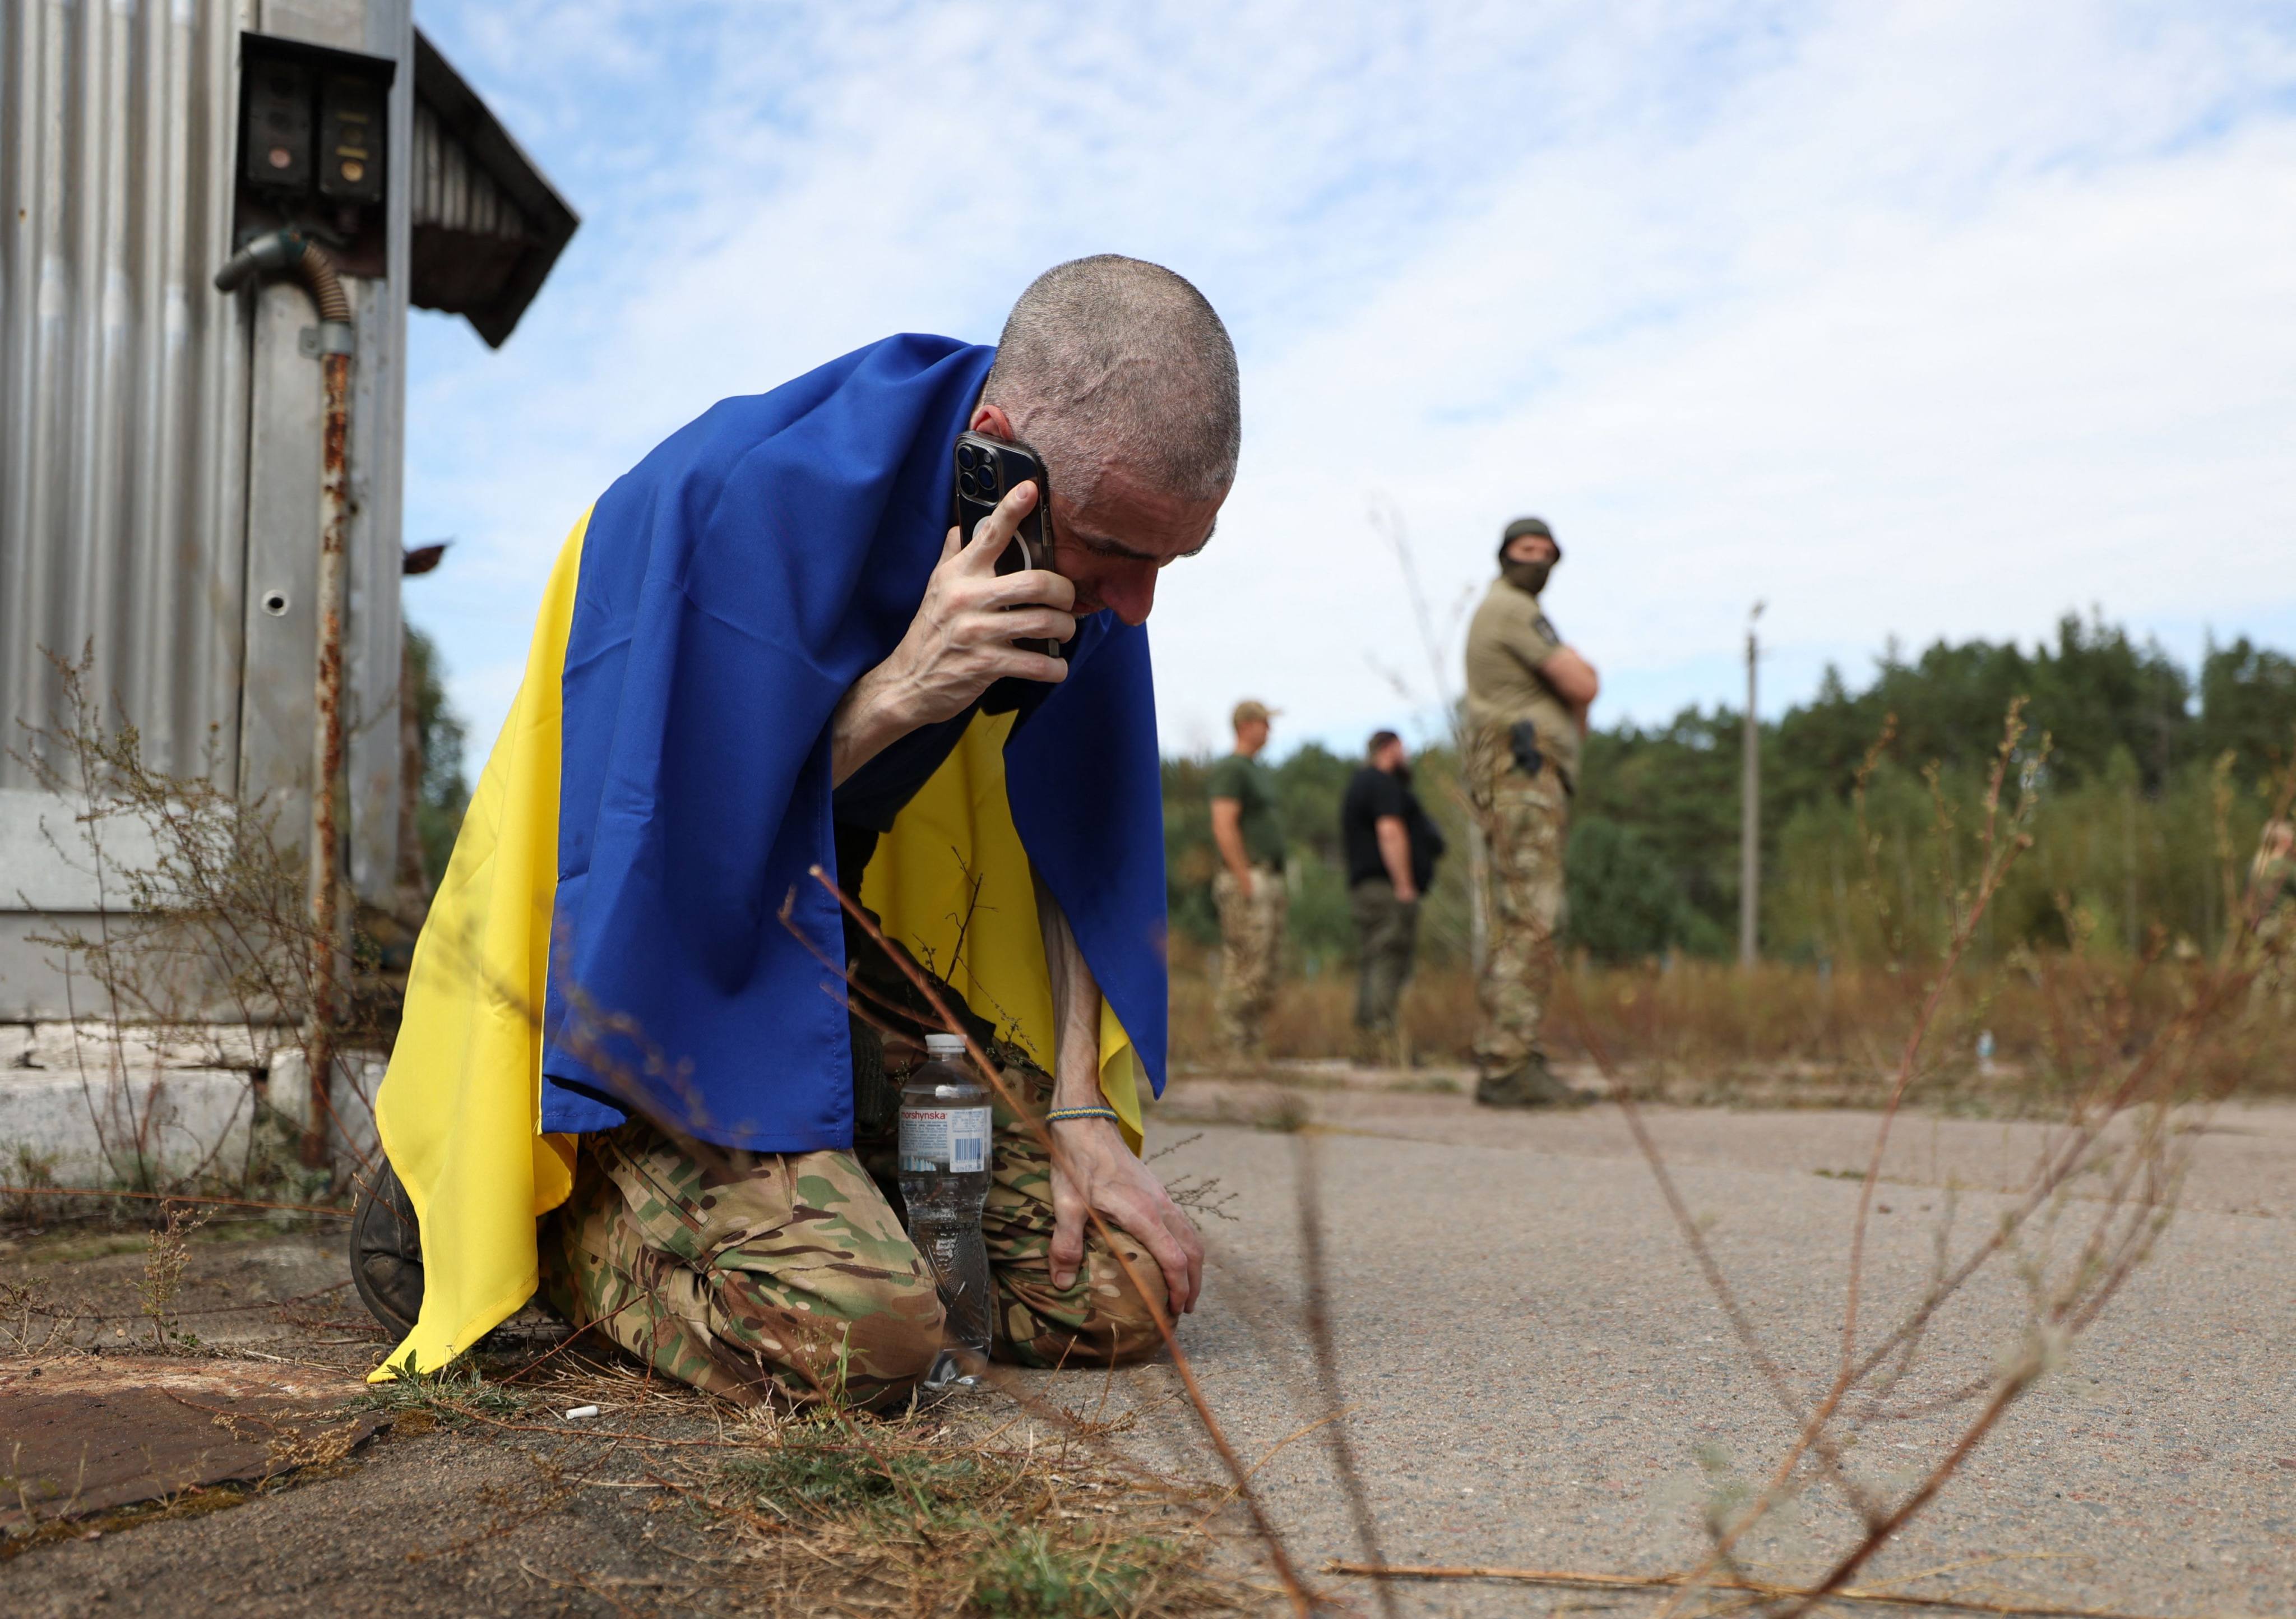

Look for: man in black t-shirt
[1340,731,1446,1061]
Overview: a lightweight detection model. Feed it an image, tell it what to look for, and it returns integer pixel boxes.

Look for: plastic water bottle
[899,1032,994,1378]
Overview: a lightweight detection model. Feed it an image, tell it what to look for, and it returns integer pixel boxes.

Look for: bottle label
[900,1106,992,1174]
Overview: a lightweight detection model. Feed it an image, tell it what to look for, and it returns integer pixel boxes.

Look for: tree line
[1164,617,2296,970]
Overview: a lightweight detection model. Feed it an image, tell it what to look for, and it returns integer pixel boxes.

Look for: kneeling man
[358,257,1231,1407]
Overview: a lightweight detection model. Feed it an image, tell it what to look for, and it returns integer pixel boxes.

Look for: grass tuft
[973,1524,1172,1618]
[723,1421,979,1518]
[349,1353,522,1422]
[700,1411,1232,1614]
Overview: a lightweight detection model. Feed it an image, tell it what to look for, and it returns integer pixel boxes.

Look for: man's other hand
[832,482,1076,784]
[1048,1116,1203,1318]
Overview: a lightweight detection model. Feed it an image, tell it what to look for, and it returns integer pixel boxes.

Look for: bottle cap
[923,1033,966,1056]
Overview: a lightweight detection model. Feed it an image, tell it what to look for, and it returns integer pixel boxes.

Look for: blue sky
[402,1,2296,764]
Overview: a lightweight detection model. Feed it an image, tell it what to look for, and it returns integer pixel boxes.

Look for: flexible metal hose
[212,229,351,326]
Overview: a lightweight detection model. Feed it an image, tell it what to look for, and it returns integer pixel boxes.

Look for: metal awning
[409,29,577,348]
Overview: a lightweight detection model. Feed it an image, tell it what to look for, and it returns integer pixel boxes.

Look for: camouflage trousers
[538,1052,1172,1410]
[2251,909,2294,1020]
[1213,863,1287,1056]
[1471,762,1569,1075]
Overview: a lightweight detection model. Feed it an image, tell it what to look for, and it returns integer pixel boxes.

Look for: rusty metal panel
[346,2,412,898]
[235,0,411,901]
[1,0,257,793]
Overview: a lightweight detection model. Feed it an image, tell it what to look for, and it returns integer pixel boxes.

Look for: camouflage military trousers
[1213,863,1286,1056]
[2251,908,2294,1020]
[1471,765,1569,1076]
[536,1063,1172,1410]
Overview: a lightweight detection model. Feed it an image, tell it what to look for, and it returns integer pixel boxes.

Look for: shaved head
[982,255,1240,506]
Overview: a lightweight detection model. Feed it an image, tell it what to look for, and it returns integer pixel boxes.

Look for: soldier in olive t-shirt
[1208,700,1288,1058]
[1461,516,1600,1108]
[1206,755,1284,869]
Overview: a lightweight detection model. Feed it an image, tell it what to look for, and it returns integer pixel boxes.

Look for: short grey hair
[982,255,1240,506]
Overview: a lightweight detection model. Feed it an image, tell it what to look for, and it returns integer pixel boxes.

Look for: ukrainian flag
[372,336,1168,1379]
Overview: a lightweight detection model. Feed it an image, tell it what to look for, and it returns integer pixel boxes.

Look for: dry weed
[11,647,392,1193]
[682,1411,1237,1616]
[136,1201,211,1350]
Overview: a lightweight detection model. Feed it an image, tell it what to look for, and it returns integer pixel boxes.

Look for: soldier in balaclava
[1461,517,1601,1107]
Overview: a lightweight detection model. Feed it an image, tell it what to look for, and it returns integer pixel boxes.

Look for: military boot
[349,1160,425,1335]
[1474,1055,1595,1109]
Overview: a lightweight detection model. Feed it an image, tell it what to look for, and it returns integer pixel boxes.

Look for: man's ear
[969,403,1015,440]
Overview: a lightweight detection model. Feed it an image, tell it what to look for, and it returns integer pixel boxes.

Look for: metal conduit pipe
[215,230,356,1172]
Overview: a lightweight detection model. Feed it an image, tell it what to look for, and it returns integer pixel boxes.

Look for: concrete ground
[4,1083,2292,1615]
[1105,1080,2296,1615]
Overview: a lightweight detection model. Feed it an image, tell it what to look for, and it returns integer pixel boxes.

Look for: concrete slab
[0,1069,260,1186]
[2,1021,289,1074]
[266,1048,386,1173]
[0,1025,378,1185]
[0,1358,383,1532]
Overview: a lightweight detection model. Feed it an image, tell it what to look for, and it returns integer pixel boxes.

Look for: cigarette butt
[564,1405,600,1420]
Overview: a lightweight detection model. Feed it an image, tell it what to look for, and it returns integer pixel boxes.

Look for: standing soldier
[1342,730,1445,1064]
[1463,517,1600,1107]
[1209,700,1287,1060]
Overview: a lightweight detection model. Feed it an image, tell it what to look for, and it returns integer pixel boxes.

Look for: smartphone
[951,429,1068,660]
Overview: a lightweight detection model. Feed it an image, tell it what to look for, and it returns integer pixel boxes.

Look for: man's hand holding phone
[829,480,1076,785]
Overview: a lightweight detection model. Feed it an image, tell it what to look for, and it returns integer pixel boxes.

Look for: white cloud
[403,1,2296,765]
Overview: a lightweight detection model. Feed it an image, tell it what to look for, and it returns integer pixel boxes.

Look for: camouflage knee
[538,1124,944,1409]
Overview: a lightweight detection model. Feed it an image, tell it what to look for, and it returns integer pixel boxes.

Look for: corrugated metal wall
[1,0,415,1018]
[411,97,529,242]
[1,0,257,791]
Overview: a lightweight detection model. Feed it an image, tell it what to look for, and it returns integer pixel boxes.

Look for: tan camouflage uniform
[2247,833,2294,1019]
[1466,737,1569,1074]
[1212,863,1287,1056]
[1462,571,1580,1085]
[538,913,1170,1409]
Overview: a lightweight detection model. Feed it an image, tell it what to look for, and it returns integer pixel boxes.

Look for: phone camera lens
[956,444,976,470]
[976,461,999,491]
[958,471,979,499]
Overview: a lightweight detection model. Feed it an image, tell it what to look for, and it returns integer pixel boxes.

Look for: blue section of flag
[537,334,1168,1149]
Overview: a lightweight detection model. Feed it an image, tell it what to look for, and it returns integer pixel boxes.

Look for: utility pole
[1740,602,1764,968]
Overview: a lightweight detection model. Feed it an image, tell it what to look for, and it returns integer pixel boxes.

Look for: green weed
[723,1422,980,1519]
[973,1525,1173,1618]
[350,1350,522,1421]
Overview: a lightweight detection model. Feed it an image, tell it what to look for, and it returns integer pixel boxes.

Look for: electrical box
[243,55,313,193]
[234,33,395,274]
[316,68,387,205]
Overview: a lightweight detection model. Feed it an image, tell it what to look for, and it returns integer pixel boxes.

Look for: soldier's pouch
[1508,719,1545,777]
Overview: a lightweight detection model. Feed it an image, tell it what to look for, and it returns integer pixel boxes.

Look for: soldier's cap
[1232,699,1280,728]
[1498,515,1563,562]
